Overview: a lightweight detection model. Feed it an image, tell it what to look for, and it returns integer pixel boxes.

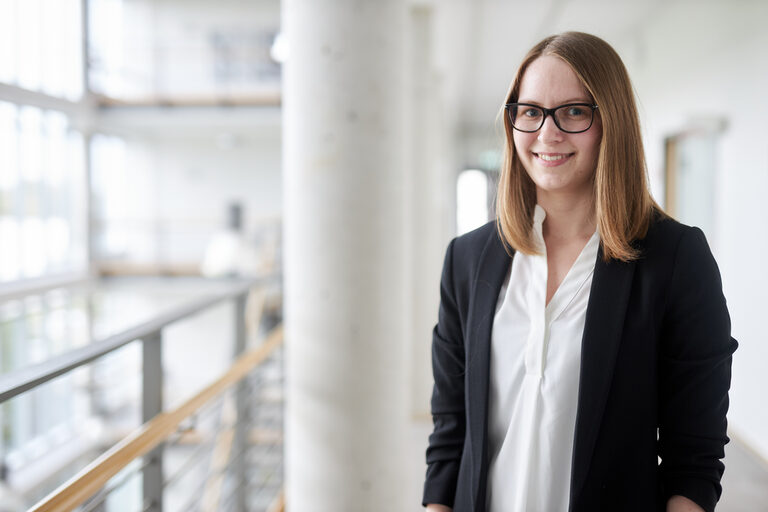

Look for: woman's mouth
[533,152,574,167]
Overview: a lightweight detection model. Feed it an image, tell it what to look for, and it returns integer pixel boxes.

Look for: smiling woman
[423,32,736,512]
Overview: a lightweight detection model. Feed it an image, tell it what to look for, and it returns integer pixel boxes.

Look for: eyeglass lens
[508,104,594,133]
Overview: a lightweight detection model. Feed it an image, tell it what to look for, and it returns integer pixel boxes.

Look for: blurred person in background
[201,202,260,277]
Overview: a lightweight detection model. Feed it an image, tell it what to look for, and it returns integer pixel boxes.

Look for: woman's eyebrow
[516,98,592,105]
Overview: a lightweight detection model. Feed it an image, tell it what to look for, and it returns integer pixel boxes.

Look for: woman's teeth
[538,153,567,161]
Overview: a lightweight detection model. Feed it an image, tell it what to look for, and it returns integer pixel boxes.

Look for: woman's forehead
[517,56,591,104]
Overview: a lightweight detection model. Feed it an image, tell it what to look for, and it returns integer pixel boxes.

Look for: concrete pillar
[407,6,448,419]
[282,1,408,510]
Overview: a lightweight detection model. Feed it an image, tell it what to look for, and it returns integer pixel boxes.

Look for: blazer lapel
[569,246,636,506]
[467,228,512,511]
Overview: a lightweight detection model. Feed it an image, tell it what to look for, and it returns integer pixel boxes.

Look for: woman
[422,32,736,512]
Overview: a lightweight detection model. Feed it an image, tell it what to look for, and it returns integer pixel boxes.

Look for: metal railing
[0,275,283,512]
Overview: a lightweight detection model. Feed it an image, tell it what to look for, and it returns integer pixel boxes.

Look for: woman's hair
[495,31,663,262]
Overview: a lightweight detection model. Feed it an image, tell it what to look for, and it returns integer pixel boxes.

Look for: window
[0,103,86,284]
[88,0,127,97]
[456,169,490,235]
[0,0,88,288]
[0,0,83,100]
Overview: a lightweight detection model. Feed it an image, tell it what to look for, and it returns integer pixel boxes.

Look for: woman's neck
[537,192,596,241]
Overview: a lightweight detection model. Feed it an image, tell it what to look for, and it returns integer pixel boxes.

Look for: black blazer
[423,216,737,512]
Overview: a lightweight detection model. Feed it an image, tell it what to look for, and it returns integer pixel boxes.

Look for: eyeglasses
[505,102,599,133]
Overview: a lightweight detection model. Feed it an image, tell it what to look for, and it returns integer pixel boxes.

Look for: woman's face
[512,55,602,202]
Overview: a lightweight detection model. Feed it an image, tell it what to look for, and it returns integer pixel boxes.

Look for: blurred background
[0,0,766,510]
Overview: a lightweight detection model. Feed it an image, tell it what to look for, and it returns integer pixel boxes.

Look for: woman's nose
[537,115,564,143]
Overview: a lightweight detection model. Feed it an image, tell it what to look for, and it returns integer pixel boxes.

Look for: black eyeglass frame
[504,102,599,134]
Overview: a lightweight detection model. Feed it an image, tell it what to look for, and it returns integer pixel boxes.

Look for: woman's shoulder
[454,219,498,246]
[638,210,718,275]
[450,220,503,262]
[439,220,508,288]
[641,209,703,249]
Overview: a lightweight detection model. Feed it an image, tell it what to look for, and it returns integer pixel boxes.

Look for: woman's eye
[566,107,587,117]
[522,108,541,118]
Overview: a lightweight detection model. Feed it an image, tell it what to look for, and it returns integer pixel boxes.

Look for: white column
[282,1,409,510]
[408,6,438,418]
[407,6,457,418]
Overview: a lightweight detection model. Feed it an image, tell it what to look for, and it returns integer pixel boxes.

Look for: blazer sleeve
[423,238,467,507]
[657,226,738,512]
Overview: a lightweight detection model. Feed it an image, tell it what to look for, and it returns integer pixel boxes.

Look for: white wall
[90,0,283,268]
[623,0,768,461]
[150,129,282,263]
[102,0,280,98]
[151,0,280,97]
[91,120,282,266]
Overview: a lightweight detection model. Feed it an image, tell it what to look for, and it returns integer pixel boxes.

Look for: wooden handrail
[29,324,284,512]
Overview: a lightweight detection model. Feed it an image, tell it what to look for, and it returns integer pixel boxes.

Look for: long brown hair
[495,31,663,261]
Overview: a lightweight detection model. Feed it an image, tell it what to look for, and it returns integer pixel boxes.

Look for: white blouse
[486,204,600,512]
